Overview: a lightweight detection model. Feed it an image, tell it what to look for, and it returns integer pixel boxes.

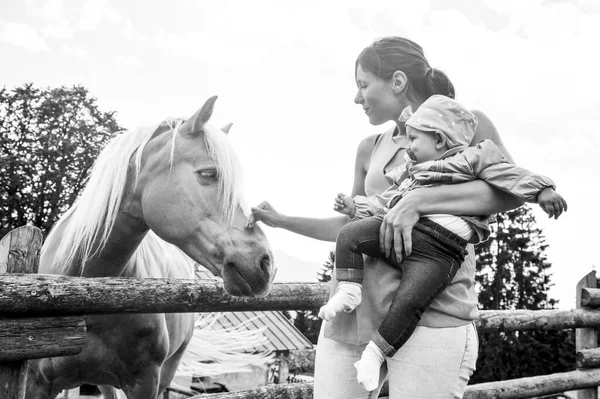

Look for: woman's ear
[392,71,408,94]
[435,132,448,149]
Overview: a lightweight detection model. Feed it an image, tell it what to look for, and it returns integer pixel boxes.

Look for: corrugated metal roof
[197,310,313,353]
[194,265,313,353]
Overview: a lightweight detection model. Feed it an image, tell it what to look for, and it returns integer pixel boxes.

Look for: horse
[25,96,276,399]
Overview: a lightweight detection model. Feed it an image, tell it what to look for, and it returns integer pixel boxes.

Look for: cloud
[154,29,272,70]
[24,0,138,41]
[431,0,511,31]
[155,30,214,57]
[481,0,543,15]
[346,1,431,38]
[77,0,124,31]
[0,21,48,52]
[26,0,74,39]
[121,18,144,41]
[43,22,74,39]
[59,44,90,59]
[112,54,140,67]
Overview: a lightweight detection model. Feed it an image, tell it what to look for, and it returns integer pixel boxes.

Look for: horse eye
[199,170,216,178]
[196,169,218,184]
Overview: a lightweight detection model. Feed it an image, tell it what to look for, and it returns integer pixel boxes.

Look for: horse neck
[79,150,152,278]
[80,210,149,278]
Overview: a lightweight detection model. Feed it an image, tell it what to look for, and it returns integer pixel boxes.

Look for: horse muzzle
[222,251,275,297]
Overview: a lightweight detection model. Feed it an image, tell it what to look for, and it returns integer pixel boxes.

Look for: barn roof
[194,265,313,353]
[197,311,313,353]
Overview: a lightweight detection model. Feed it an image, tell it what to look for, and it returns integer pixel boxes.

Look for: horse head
[132,96,276,297]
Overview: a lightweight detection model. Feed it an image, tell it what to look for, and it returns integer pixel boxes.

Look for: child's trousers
[335,216,468,356]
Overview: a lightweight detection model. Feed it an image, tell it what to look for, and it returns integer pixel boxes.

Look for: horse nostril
[224,262,236,271]
[260,254,272,275]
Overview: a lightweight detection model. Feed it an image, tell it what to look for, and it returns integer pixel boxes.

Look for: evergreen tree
[471,206,575,383]
[0,83,122,238]
[316,249,334,283]
[292,310,321,345]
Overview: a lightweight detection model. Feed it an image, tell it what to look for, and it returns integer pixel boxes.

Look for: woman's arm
[247,134,378,242]
[472,110,515,163]
[350,134,378,197]
[379,181,521,259]
[380,110,523,259]
[258,206,350,242]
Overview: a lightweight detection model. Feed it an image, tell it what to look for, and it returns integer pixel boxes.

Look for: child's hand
[538,187,568,219]
[333,193,355,217]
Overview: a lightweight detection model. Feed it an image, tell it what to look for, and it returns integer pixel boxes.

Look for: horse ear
[221,123,233,135]
[180,95,218,136]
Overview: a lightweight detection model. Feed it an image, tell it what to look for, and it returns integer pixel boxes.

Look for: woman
[247,37,522,398]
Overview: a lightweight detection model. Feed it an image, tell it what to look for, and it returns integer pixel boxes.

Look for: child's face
[406,126,445,164]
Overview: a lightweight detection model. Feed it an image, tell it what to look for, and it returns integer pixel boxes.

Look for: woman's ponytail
[424,68,456,99]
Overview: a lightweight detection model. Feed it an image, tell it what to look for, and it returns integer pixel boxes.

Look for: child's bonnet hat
[405,94,478,149]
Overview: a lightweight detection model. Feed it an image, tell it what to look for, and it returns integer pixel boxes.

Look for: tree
[0,83,122,238]
[292,310,321,345]
[316,249,334,283]
[471,206,575,383]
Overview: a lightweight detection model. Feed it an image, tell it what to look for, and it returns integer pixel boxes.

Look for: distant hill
[273,250,322,283]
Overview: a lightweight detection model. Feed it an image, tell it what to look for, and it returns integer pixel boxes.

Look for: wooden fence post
[576,270,599,399]
[0,226,43,399]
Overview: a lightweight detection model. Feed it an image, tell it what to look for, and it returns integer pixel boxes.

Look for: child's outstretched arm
[333,193,356,218]
[537,187,568,219]
[410,140,568,217]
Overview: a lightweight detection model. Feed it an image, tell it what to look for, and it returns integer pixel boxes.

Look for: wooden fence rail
[0,275,330,316]
[3,274,600,331]
[186,369,600,399]
[2,226,600,399]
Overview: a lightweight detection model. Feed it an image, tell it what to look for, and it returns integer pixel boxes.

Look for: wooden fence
[1,225,600,399]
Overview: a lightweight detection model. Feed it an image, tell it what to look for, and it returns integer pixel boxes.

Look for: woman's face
[354,65,403,125]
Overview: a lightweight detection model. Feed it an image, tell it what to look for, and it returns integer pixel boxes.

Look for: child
[318,94,567,391]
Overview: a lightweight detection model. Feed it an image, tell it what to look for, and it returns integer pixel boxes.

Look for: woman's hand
[246,201,283,229]
[379,192,421,262]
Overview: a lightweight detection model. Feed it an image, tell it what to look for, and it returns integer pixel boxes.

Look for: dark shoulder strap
[374,133,382,148]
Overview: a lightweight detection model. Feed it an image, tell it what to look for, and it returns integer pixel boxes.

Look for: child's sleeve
[352,195,372,220]
[353,194,390,220]
[410,140,556,203]
[384,163,409,186]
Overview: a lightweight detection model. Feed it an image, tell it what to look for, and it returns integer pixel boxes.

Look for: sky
[1,0,599,309]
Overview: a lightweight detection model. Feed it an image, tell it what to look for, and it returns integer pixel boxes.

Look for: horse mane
[44,119,244,277]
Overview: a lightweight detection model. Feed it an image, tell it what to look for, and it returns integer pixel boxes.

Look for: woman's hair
[356,37,455,99]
